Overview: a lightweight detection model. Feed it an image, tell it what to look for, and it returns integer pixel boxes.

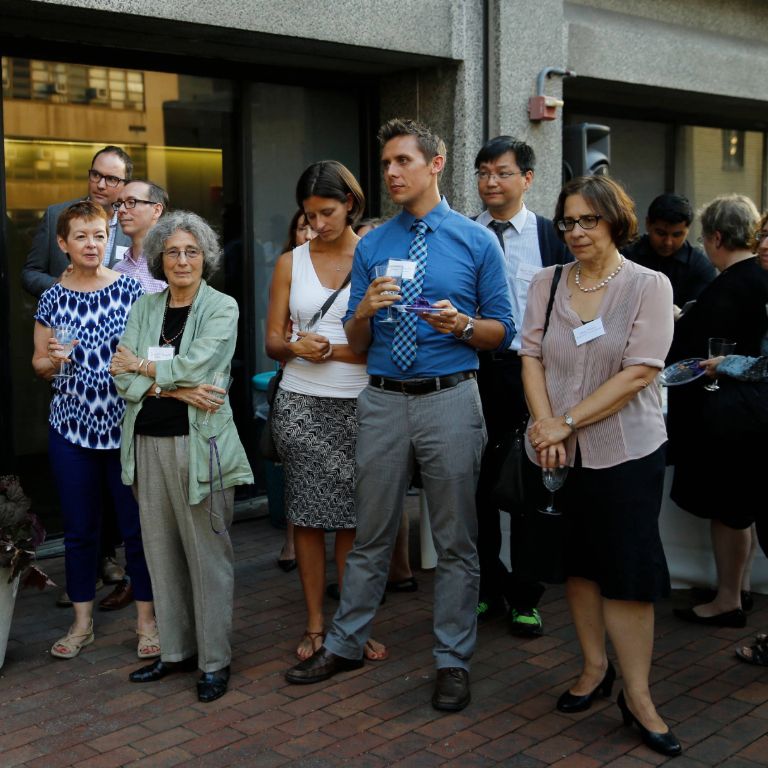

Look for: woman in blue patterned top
[701,214,768,667]
[32,201,157,660]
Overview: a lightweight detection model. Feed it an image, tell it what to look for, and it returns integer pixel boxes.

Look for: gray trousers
[324,378,486,670]
[135,435,234,673]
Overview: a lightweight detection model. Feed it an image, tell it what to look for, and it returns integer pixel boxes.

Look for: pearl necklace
[574,255,625,293]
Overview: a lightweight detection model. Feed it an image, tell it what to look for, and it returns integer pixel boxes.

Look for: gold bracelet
[137,358,145,374]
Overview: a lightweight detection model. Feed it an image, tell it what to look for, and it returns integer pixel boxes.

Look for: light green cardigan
[114,281,253,505]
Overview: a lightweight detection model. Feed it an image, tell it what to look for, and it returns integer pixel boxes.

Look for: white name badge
[114,245,129,262]
[388,259,416,280]
[573,317,606,346]
[147,346,174,361]
[516,262,541,282]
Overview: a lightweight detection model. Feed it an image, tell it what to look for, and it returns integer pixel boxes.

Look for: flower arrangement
[0,475,52,589]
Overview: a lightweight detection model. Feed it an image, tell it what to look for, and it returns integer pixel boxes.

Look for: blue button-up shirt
[344,197,515,379]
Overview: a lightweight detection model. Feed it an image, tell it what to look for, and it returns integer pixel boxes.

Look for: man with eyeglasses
[113,180,169,294]
[471,136,570,639]
[623,193,716,318]
[21,145,132,298]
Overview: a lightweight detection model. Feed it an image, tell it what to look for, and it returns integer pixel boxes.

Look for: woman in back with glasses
[520,176,680,757]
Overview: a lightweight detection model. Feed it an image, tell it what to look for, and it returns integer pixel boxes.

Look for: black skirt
[558,443,670,602]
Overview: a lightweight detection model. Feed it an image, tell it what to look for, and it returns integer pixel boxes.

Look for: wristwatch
[458,315,475,342]
[154,385,162,399]
[563,413,577,433]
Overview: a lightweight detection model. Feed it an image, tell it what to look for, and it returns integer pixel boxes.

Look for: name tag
[516,262,541,282]
[388,259,416,280]
[147,346,174,361]
[573,317,605,346]
[114,245,129,262]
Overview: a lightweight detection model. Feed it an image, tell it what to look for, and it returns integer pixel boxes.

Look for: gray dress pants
[135,434,234,673]
[324,378,486,670]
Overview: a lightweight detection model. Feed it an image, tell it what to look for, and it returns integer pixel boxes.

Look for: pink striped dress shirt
[520,259,673,469]
[113,247,167,295]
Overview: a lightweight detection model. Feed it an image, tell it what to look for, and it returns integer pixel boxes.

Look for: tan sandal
[51,620,95,659]
[364,638,389,661]
[137,626,161,659]
[296,629,324,661]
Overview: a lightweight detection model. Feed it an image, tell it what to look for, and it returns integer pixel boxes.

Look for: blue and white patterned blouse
[717,331,768,382]
[35,275,144,450]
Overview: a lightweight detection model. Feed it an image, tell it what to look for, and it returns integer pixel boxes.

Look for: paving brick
[124,746,194,768]
[22,744,98,768]
[522,734,584,763]
[180,726,245,756]
[77,746,144,768]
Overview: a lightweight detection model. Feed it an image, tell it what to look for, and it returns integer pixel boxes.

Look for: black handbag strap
[314,271,352,325]
[542,264,563,338]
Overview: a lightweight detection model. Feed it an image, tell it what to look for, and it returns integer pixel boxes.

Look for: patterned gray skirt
[271,388,358,529]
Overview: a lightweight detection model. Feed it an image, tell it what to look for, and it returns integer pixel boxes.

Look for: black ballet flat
[557,660,616,713]
[617,690,682,757]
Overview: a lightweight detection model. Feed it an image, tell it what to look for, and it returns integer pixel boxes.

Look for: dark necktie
[489,220,511,252]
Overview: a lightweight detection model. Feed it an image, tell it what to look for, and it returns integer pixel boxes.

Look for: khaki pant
[135,434,234,672]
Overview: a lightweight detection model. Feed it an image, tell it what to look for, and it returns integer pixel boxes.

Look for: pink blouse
[520,259,673,469]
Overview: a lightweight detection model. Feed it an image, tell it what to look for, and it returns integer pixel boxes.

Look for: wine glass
[294,311,318,335]
[703,337,736,391]
[541,466,569,515]
[374,263,403,323]
[202,371,233,425]
[52,325,77,379]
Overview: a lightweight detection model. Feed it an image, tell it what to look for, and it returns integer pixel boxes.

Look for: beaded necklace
[574,255,625,293]
[160,294,193,347]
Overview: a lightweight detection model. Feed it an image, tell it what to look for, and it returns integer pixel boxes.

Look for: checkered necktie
[391,219,429,370]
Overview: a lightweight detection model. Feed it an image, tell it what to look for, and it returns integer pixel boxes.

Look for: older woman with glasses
[110,210,253,703]
[521,176,680,757]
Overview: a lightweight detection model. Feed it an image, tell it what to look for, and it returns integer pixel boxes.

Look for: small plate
[659,358,706,386]
[393,305,445,315]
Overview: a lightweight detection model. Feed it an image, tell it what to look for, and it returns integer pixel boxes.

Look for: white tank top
[280,241,368,398]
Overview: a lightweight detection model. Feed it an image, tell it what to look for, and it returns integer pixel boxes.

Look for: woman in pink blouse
[520,176,680,757]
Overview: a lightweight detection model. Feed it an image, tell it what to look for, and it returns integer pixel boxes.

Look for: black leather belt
[486,349,520,363]
[369,370,476,395]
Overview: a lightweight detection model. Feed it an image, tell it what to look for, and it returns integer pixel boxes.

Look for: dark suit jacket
[21,198,130,297]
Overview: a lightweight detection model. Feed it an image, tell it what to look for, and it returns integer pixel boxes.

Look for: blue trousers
[324,378,486,670]
[48,427,153,603]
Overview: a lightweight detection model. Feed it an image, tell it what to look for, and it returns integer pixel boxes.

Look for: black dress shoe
[557,661,616,713]
[617,690,682,757]
[432,667,471,712]
[285,647,363,684]
[673,607,746,628]
[129,656,198,683]
[197,665,230,703]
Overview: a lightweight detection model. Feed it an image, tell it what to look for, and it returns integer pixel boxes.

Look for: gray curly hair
[699,194,760,251]
[144,210,222,282]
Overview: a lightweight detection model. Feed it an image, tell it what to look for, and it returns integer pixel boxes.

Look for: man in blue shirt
[285,118,515,712]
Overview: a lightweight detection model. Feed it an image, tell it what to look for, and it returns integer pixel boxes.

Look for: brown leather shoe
[284,646,363,684]
[432,667,471,711]
[98,580,134,611]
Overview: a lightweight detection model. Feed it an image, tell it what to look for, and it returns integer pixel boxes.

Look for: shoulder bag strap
[310,270,352,327]
[542,264,563,338]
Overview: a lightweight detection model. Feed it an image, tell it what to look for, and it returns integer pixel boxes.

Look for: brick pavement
[1,514,767,767]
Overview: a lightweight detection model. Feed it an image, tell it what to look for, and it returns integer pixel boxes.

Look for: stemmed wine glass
[703,337,736,391]
[541,466,569,515]
[374,263,403,323]
[295,311,318,335]
[52,325,77,380]
[202,371,233,426]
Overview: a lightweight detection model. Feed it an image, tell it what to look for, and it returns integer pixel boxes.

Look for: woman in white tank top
[265,161,387,664]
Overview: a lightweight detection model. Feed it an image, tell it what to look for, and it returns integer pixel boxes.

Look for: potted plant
[0,474,52,668]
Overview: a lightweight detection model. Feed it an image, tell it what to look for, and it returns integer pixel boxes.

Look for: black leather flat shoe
[617,690,682,757]
[557,661,616,713]
[432,667,471,712]
[197,665,230,703]
[285,647,363,684]
[673,607,746,628]
[129,656,198,683]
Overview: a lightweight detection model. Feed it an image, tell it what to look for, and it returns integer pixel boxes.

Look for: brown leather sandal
[296,629,324,661]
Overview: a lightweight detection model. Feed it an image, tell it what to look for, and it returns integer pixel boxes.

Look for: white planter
[0,570,20,669]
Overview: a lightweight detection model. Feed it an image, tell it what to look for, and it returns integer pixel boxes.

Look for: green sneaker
[476,598,505,623]
[509,607,543,637]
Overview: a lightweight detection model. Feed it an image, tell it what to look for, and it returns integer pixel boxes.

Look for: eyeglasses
[556,215,603,232]
[162,248,202,260]
[474,170,526,181]
[755,230,768,243]
[88,169,126,187]
[112,198,157,211]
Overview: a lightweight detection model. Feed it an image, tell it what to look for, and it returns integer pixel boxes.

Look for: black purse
[492,265,563,510]
[258,271,352,462]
